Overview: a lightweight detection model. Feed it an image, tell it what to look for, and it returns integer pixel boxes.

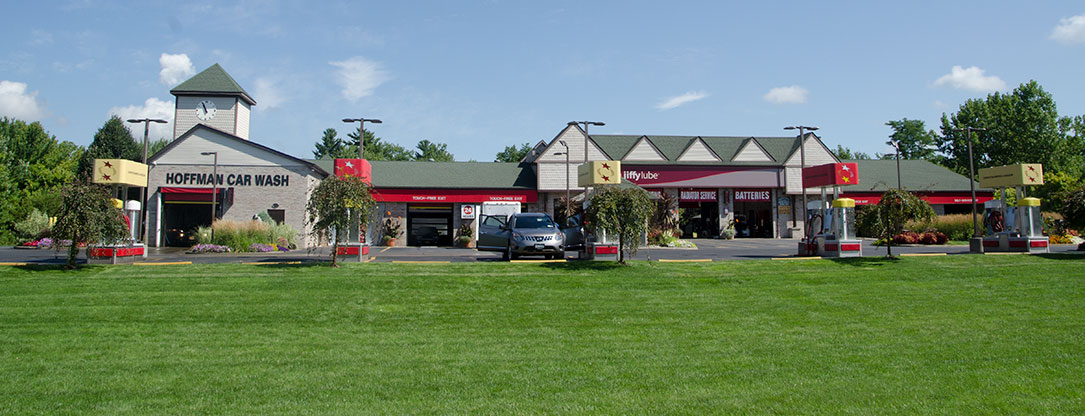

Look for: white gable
[154,126,306,167]
[783,135,840,167]
[623,137,666,161]
[732,139,773,162]
[536,125,609,163]
[677,138,721,162]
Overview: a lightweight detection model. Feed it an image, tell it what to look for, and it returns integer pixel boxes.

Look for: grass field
[1,255,1083,414]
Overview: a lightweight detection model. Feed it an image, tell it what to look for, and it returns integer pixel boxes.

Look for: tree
[345,127,412,161]
[413,139,454,162]
[885,118,938,160]
[938,81,1085,178]
[52,181,129,268]
[0,118,82,243]
[313,128,350,159]
[495,142,532,162]
[871,188,935,258]
[306,175,376,267]
[148,138,170,157]
[834,145,871,160]
[586,185,653,264]
[78,116,140,179]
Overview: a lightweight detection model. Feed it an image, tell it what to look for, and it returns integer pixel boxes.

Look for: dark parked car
[478,212,581,260]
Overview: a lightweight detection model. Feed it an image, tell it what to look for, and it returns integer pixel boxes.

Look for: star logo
[103,161,113,168]
[102,174,111,180]
[345,161,354,168]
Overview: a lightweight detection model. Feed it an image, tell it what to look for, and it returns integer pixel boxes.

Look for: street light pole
[953,127,986,243]
[784,125,819,244]
[557,140,571,217]
[126,118,167,257]
[890,140,902,190]
[342,117,383,159]
[201,151,218,242]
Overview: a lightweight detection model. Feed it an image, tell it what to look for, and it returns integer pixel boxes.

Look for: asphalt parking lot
[1,239,1080,265]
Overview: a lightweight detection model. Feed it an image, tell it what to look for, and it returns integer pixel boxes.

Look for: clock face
[195,100,217,121]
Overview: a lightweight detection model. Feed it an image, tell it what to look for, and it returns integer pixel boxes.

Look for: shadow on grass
[1033,252,1085,261]
[827,256,902,267]
[540,260,628,272]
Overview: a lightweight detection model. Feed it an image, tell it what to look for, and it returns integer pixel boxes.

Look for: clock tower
[170,63,256,140]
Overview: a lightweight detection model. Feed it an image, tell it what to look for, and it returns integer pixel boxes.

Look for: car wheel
[511,251,520,260]
[544,254,554,260]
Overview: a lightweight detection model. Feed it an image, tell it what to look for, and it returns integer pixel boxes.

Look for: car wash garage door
[407,204,453,246]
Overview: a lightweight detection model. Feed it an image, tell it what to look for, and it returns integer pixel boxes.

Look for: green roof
[840,159,986,192]
[170,64,256,105]
[589,134,801,165]
[308,160,536,189]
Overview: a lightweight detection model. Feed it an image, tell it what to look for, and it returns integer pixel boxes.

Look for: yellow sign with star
[577,161,621,186]
[93,159,148,187]
[978,163,1043,188]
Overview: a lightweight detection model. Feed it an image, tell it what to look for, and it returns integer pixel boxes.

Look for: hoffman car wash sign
[165,172,290,187]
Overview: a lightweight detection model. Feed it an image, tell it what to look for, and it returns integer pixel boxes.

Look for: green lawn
[1,255,1083,414]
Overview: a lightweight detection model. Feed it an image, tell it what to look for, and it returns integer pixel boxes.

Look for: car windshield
[514,216,555,229]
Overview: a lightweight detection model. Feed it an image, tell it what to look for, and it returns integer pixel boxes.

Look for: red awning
[161,187,231,203]
[371,188,537,203]
[840,191,993,205]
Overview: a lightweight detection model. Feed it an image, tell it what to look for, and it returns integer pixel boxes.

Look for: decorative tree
[586,185,653,263]
[312,128,347,159]
[871,188,935,257]
[52,181,130,268]
[306,175,376,267]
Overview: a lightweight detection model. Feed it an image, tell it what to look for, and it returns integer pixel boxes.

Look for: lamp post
[126,118,167,257]
[556,140,571,217]
[342,117,382,159]
[784,125,819,243]
[567,120,605,163]
[953,127,987,248]
[200,151,218,242]
[889,140,902,190]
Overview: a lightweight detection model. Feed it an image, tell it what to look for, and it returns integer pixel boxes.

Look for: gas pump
[806,198,862,257]
[124,200,141,241]
[798,163,860,257]
[88,159,149,264]
[977,164,1048,254]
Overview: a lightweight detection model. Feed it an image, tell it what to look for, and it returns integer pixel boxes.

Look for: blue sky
[2,1,1084,161]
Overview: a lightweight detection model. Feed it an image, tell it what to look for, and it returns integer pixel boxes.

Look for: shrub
[14,209,51,241]
[892,231,920,245]
[719,228,736,240]
[457,222,473,239]
[195,225,213,244]
[268,221,298,249]
[919,232,938,245]
[912,214,974,241]
[211,220,269,252]
[382,215,403,240]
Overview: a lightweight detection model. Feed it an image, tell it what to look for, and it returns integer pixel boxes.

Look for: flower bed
[189,244,232,254]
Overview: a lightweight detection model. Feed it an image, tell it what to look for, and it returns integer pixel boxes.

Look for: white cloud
[252,77,285,111]
[329,56,390,101]
[763,85,808,104]
[0,80,47,121]
[933,65,1006,92]
[108,97,174,141]
[655,91,708,110]
[1051,14,1085,44]
[159,53,195,86]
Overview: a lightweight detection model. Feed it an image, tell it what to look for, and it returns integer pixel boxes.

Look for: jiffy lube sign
[621,165,781,188]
